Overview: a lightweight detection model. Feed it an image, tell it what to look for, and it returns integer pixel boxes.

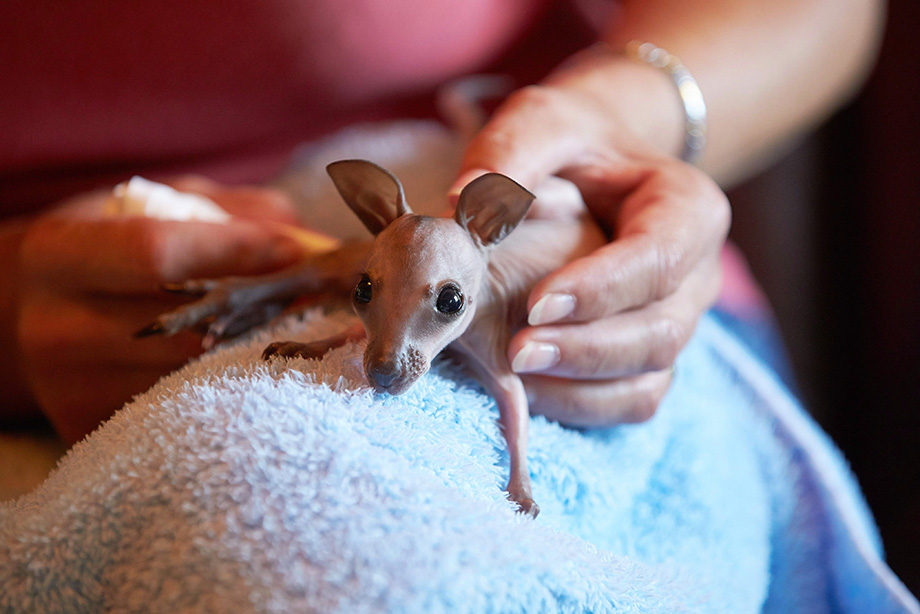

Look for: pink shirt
[0,2,767,317]
[1,0,594,213]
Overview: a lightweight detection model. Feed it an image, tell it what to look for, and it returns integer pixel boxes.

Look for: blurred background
[728,0,919,594]
[1,0,915,597]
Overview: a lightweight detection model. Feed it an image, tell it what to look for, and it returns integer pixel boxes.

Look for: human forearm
[9,181,306,443]
[598,0,885,185]
[0,216,39,420]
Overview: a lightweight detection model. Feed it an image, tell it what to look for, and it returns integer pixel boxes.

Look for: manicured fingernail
[528,293,576,325]
[271,236,305,263]
[511,342,560,373]
[447,169,489,199]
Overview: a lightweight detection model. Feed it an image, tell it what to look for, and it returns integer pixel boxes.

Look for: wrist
[625,41,707,164]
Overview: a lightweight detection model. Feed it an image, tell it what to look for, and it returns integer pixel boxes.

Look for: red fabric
[0,0,557,212]
[716,241,771,319]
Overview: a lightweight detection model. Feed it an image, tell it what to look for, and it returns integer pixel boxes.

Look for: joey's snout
[363,345,429,395]
[367,363,398,390]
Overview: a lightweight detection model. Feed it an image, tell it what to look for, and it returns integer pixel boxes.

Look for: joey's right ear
[455,173,534,247]
[326,160,413,235]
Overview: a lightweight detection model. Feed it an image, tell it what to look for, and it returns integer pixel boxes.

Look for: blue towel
[1,310,916,613]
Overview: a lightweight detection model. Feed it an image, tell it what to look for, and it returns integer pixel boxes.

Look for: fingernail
[447,169,489,199]
[511,341,560,373]
[528,293,576,326]
[269,236,305,264]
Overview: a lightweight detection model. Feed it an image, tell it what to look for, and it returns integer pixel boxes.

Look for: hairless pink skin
[266,160,605,516]
[146,160,605,516]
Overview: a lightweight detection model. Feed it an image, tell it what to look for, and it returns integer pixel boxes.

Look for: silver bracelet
[626,41,707,165]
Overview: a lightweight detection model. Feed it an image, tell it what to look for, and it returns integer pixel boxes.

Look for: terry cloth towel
[1,311,917,614]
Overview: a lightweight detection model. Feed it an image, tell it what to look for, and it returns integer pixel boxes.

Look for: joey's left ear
[327,160,412,236]
[454,173,535,247]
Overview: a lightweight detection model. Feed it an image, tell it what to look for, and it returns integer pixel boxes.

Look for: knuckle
[466,127,516,168]
[625,392,660,424]
[486,86,566,138]
[624,373,672,424]
[687,168,732,238]
[702,189,732,242]
[508,84,561,111]
[573,250,627,318]
[259,187,294,212]
[651,238,686,301]
[647,315,687,370]
[579,337,613,378]
[561,390,605,426]
[134,223,172,281]
[712,190,732,237]
[238,185,293,212]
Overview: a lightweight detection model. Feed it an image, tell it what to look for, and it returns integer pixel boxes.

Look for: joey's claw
[134,301,221,341]
[161,280,215,296]
[510,493,540,518]
[138,277,291,346]
[134,312,204,340]
[262,341,304,360]
[133,322,165,338]
[261,342,282,360]
[262,340,337,361]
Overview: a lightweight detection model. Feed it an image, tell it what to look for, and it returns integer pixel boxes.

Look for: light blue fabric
[1,311,916,613]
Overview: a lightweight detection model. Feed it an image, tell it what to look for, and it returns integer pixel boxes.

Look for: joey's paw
[262,340,327,361]
[136,277,291,348]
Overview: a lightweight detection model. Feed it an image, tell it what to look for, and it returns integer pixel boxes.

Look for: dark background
[729,0,920,595]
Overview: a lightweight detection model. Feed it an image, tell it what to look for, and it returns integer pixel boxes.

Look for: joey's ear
[454,173,535,247]
[326,160,412,235]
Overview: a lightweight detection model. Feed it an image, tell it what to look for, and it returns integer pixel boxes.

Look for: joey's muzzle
[363,346,429,395]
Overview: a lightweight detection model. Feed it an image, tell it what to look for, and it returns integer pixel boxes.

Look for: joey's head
[326,160,534,395]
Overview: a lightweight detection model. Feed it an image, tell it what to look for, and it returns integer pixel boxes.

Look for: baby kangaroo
[262,160,604,517]
[141,159,604,516]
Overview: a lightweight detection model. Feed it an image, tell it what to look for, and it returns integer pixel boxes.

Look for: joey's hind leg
[457,342,539,517]
[262,322,365,360]
[491,374,539,518]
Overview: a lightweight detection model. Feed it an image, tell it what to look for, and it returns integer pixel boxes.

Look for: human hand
[16,177,304,443]
[450,54,731,427]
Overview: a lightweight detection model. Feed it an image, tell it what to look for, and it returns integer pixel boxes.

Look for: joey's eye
[436,285,464,315]
[354,275,372,304]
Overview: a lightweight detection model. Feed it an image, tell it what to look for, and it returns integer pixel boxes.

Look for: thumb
[159,218,306,281]
[447,168,490,207]
[448,87,583,200]
[168,176,301,226]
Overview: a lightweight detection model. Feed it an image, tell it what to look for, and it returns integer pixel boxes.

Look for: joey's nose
[368,364,398,390]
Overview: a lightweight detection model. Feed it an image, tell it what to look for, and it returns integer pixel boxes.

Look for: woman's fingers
[527,163,730,326]
[508,230,722,426]
[19,290,203,368]
[168,176,301,225]
[16,183,310,443]
[511,304,694,380]
[510,254,722,380]
[450,85,610,195]
[21,215,303,294]
[522,369,675,428]
[448,74,732,426]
